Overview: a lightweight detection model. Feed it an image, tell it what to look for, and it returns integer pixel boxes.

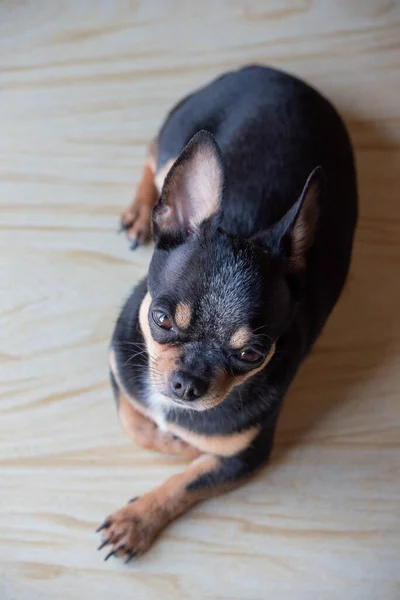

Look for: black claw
[130,240,139,251]
[125,551,136,564]
[104,549,117,562]
[118,222,127,234]
[96,519,111,533]
[128,496,138,504]
[97,538,110,551]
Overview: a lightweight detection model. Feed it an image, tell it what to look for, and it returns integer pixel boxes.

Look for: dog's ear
[152,130,224,241]
[254,167,324,268]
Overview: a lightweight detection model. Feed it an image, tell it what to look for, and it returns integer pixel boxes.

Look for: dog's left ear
[254,167,325,268]
[152,130,224,241]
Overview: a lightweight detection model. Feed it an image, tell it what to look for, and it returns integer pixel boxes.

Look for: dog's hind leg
[120,141,159,249]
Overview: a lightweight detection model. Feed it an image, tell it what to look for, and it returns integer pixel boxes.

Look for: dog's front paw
[120,200,152,249]
[97,497,161,562]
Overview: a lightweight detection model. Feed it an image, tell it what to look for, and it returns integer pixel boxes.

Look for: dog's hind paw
[119,200,152,249]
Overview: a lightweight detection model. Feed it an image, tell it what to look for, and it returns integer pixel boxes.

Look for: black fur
[112,65,357,489]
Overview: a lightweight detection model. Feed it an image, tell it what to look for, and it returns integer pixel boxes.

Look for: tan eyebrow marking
[174,302,192,329]
[229,326,252,350]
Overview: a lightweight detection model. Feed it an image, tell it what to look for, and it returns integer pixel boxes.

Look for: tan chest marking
[166,421,260,457]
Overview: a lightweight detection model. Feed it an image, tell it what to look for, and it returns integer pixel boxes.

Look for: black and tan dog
[98,65,358,561]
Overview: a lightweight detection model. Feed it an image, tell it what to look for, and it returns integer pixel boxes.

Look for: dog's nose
[169,371,208,401]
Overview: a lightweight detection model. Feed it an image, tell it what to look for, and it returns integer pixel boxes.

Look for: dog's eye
[152,310,173,330]
[238,348,264,363]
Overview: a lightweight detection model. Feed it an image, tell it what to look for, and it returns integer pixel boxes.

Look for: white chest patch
[147,389,170,432]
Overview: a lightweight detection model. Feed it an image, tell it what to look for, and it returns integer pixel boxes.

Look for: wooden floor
[1,2,400,599]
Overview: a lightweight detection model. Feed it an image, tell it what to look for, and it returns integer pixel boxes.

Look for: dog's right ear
[152,130,224,242]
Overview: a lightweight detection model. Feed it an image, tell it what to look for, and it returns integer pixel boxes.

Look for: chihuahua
[98,65,357,561]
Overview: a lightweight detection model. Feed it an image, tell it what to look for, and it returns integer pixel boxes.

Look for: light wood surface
[1,2,400,599]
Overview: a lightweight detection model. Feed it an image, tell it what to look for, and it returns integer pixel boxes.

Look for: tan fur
[120,142,159,243]
[167,421,260,457]
[174,302,192,329]
[137,153,157,196]
[100,454,222,556]
[139,292,181,390]
[118,391,201,459]
[291,177,320,269]
[229,326,252,349]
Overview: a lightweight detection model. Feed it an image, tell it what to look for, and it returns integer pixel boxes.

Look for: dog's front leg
[96,425,276,560]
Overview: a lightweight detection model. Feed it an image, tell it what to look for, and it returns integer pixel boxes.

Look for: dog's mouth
[172,397,220,411]
[154,384,222,412]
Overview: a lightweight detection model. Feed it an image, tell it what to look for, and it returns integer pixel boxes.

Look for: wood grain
[1,1,400,599]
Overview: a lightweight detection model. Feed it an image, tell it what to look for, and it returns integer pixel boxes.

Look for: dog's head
[141,131,323,411]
